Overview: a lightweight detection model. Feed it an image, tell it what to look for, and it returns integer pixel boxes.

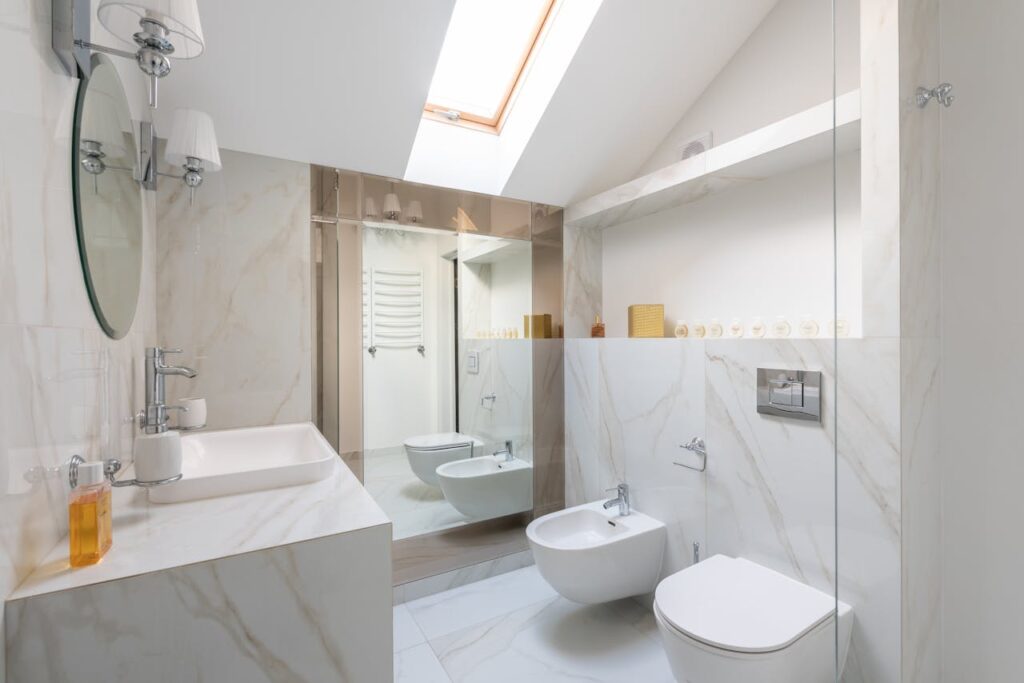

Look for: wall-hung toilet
[403,432,483,487]
[654,555,853,683]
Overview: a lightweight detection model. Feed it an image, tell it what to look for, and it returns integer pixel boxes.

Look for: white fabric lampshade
[98,0,205,59]
[407,200,424,222]
[165,109,221,171]
[383,193,402,217]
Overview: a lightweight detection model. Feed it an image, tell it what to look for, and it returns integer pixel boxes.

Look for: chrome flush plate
[756,368,822,422]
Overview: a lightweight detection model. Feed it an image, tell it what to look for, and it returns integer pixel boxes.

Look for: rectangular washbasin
[148,422,337,504]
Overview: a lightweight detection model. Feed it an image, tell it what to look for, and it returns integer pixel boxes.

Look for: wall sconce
[154,108,221,205]
[407,200,424,224]
[364,197,380,220]
[382,192,402,221]
[53,0,205,108]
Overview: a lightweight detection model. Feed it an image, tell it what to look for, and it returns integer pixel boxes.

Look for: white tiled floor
[393,566,676,682]
[364,448,471,540]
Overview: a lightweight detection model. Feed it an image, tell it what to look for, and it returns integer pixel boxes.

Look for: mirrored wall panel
[357,224,533,539]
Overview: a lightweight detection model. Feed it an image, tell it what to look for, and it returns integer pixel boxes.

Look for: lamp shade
[382,192,402,218]
[407,200,424,223]
[165,108,221,171]
[98,0,205,59]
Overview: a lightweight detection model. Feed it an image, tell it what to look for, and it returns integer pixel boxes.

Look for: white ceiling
[157,0,456,177]
[503,0,777,205]
[158,0,776,206]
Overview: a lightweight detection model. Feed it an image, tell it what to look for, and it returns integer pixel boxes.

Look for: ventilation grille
[680,131,713,161]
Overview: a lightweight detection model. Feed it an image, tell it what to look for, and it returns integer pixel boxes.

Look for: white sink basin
[436,454,533,519]
[148,423,337,504]
[527,500,666,604]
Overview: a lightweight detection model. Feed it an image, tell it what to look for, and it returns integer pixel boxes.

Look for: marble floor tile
[364,449,472,540]
[395,643,453,683]
[405,566,559,641]
[430,596,675,683]
[394,604,427,653]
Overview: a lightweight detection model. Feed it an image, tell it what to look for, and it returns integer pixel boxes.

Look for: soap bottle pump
[69,461,112,567]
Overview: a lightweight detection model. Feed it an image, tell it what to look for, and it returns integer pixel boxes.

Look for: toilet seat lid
[403,433,481,451]
[655,555,836,654]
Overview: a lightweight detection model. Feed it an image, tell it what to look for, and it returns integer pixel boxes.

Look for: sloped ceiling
[502,0,776,205]
[156,0,456,177]
[158,0,776,206]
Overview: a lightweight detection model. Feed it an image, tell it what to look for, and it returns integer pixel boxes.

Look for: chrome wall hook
[917,83,954,108]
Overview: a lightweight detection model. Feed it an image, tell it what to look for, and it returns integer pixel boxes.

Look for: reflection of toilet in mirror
[403,432,483,487]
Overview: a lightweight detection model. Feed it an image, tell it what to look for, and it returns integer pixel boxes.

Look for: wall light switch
[467,350,480,375]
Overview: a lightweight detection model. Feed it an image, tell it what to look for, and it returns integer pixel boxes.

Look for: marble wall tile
[531,338,564,517]
[394,550,535,605]
[897,1,942,680]
[6,526,393,682]
[0,5,158,677]
[599,339,706,578]
[565,337,900,681]
[562,225,601,339]
[704,338,901,683]
[860,0,901,339]
[156,148,312,430]
[564,339,606,506]
[564,338,705,578]
[458,340,532,460]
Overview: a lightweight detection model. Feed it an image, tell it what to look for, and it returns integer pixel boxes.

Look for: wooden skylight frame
[423,0,557,134]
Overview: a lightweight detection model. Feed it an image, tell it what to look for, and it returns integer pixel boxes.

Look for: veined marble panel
[597,339,706,578]
[564,338,705,577]
[897,0,942,680]
[564,339,605,506]
[531,338,564,516]
[394,550,535,605]
[11,457,389,600]
[6,526,393,683]
[0,6,159,676]
[705,338,900,683]
[458,340,532,461]
[562,225,601,339]
[860,0,901,339]
[156,148,312,431]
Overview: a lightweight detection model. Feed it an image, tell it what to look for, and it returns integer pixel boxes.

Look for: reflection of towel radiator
[366,268,425,357]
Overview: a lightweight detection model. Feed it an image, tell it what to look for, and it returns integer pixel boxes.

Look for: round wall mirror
[73,54,143,339]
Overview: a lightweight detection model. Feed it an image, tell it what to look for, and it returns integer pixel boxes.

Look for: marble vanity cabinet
[5,458,392,682]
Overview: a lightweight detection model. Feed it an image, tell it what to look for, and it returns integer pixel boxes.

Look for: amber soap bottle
[591,315,606,338]
[69,461,113,567]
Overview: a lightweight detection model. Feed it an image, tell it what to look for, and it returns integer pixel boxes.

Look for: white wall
[362,229,457,450]
[157,149,312,431]
[602,154,862,339]
[640,0,861,175]
[0,6,158,678]
[940,2,1024,680]
[488,250,532,333]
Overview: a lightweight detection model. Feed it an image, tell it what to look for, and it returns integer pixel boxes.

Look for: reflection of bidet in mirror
[436,454,532,519]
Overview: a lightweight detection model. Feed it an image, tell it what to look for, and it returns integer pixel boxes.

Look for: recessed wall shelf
[564,90,861,229]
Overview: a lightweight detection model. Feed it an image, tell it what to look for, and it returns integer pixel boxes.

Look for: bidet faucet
[604,483,630,516]
[139,347,197,434]
[495,440,514,462]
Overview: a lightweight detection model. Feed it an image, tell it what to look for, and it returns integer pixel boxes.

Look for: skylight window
[425,0,556,131]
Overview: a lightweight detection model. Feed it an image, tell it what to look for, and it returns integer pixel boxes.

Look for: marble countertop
[10,457,390,601]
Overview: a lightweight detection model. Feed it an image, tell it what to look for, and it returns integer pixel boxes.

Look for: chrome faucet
[494,440,514,463]
[604,483,630,516]
[139,347,197,434]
